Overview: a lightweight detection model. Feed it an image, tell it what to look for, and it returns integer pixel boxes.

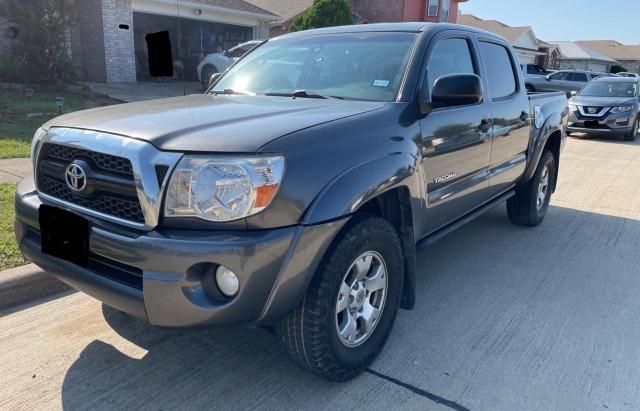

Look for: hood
[43,94,385,152]
[570,95,637,107]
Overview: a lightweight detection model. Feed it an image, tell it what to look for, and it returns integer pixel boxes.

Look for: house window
[440,0,450,22]
[428,0,439,17]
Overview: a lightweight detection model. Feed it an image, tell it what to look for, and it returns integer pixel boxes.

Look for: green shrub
[290,0,352,32]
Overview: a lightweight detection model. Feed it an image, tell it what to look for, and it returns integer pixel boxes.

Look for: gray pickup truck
[15,23,568,381]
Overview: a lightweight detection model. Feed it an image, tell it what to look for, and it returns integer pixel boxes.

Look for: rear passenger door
[544,71,570,92]
[476,38,530,195]
[419,32,493,234]
[566,72,589,92]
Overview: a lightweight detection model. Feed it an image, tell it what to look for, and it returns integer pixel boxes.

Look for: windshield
[212,32,418,101]
[579,82,638,98]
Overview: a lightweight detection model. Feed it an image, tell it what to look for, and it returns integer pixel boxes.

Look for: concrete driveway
[2,135,640,410]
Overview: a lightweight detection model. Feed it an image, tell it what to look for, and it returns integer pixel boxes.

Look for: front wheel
[624,117,638,141]
[276,215,404,381]
[507,150,557,227]
[201,65,218,90]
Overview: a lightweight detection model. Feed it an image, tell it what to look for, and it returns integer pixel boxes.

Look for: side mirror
[545,74,553,81]
[208,72,222,89]
[570,90,578,97]
[421,74,483,114]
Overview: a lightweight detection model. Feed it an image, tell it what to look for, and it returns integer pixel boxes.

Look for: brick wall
[76,0,107,82]
[617,60,640,74]
[347,0,404,23]
[101,0,136,83]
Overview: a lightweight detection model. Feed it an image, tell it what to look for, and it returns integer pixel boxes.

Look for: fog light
[215,265,239,297]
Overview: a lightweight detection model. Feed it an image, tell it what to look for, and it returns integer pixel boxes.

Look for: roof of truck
[281,22,509,40]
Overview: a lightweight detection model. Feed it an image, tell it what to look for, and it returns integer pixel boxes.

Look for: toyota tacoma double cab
[15,23,568,381]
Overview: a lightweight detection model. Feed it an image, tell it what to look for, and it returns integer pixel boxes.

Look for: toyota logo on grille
[65,163,87,192]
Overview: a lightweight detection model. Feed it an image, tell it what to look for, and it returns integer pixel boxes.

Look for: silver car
[525,70,615,95]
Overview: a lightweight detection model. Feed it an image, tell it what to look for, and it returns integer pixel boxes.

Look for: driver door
[418,33,493,234]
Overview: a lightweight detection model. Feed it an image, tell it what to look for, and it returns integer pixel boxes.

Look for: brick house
[548,41,617,73]
[347,0,469,24]
[1,0,278,83]
[576,40,640,74]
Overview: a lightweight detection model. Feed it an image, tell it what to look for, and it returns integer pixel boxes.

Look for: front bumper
[567,110,635,135]
[15,177,347,327]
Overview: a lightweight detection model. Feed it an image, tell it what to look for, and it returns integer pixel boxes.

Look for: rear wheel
[624,117,638,141]
[276,215,403,381]
[507,150,556,227]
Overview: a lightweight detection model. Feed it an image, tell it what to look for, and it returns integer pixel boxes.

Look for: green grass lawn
[0,88,120,159]
[0,183,27,270]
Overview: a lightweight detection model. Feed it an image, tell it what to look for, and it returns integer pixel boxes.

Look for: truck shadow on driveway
[60,205,640,410]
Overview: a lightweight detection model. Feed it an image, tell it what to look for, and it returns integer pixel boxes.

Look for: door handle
[519,111,529,122]
[479,120,492,133]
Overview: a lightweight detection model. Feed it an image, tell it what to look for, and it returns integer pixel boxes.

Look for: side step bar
[416,189,515,251]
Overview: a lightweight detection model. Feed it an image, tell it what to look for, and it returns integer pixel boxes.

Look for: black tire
[276,215,404,382]
[201,65,218,90]
[624,117,638,141]
[507,150,556,227]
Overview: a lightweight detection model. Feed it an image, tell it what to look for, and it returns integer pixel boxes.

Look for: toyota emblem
[65,163,87,192]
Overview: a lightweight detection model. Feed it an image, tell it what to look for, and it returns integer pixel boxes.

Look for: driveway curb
[0,264,70,311]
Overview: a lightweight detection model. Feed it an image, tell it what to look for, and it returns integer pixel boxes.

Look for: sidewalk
[0,157,31,183]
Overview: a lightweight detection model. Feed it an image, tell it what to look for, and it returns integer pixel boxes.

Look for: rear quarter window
[478,41,518,99]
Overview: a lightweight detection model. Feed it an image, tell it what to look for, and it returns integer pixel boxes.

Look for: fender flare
[302,152,422,225]
[521,111,562,186]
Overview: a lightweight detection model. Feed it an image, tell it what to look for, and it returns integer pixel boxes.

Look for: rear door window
[567,72,588,82]
[549,72,569,81]
[478,41,518,99]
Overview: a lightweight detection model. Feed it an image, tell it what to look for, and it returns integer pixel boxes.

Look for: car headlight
[610,105,635,113]
[568,103,577,112]
[164,155,285,222]
[30,127,47,160]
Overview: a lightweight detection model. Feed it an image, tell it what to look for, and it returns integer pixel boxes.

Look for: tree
[0,0,78,84]
[289,0,352,32]
[610,64,628,74]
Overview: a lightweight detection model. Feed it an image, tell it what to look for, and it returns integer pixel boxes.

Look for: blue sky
[459,0,639,44]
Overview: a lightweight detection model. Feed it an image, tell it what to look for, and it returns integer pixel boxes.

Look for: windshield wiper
[265,90,343,100]
[212,88,249,96]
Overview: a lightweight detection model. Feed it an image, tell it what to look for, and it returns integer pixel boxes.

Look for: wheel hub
[335,251,388,347]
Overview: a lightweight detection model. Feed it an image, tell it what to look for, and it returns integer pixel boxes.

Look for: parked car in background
[520,63,554,77]
[525,70,615,95]
[617,72,640,78]
[16,23,568,382]
[197,40,262,88]
[567,76,640,140]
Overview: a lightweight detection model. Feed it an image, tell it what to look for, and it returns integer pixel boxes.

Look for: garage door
[589,63,607,73]
[518,54,535,65]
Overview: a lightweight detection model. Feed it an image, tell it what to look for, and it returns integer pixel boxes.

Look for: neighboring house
[548,41,617,73]
[2,0,278,83]
[244,0,313,37]
[576,40,640,74]
[347,0,469,24]
[458,14,544,65]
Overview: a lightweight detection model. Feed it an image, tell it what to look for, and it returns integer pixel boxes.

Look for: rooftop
[192,0,279,17]
[577,40,640,61]
[549,41,617,63]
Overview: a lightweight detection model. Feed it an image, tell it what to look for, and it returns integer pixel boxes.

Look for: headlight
[610,105,635,113]
[568,103,577,111]
[164,155,285,222]
[30,127,47,160]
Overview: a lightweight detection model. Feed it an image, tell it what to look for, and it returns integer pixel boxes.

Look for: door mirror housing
[420,73,483,114]
[208,72,222,89]
[570,90,578,97]
[545,74,553,81]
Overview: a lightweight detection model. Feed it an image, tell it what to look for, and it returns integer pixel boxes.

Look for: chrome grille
[36,142,145,224]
